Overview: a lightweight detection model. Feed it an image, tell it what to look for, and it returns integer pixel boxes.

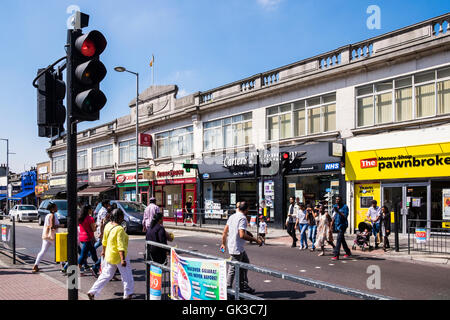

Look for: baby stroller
[352,222,373,252]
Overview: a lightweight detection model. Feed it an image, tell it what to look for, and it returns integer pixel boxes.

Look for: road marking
[315,266,321,269]
[341,261,347,264]
[329,264,335,266]
[264,280,272,283]
[299,270,306,273]
[203,245,208,247]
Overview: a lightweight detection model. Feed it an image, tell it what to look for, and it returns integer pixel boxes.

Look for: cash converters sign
[346,142,450,181]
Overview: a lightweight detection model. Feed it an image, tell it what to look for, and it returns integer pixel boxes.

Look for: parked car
[94,200,146,234]
[38,199,68,227]
[9,205,39,222]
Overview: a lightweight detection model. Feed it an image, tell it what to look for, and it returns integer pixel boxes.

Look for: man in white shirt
[221,201,262,294]
[366,200,381,249]
[285,197,299,247]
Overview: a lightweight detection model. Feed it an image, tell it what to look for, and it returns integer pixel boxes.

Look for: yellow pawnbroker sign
[443,222,450,229]
[346,142,450,181]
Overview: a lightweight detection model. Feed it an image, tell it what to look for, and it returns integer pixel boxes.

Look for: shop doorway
[382,182,430,234]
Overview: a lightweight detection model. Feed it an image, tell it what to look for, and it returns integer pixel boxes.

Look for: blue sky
[0,0,449,173]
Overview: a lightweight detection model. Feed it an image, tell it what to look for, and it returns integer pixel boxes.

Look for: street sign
[7,184,12,198]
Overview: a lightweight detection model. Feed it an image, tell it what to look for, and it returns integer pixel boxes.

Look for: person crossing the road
[220,201,262,294]
[285,197,299,247]
[332,196,352,260]
[87,208,134,300]
[32,202,64,273]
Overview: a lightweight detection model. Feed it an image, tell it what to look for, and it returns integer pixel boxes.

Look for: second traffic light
[36,68,66,137]
[70,29,107,122]
[280,152,290,175]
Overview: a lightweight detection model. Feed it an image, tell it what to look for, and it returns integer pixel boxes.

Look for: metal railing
[0,214,16,264]
[408,219,450,255]
[170,208,262,227]
[144,240,394,301]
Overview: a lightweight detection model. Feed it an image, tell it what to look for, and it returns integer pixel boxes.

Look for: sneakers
[32,265,39,273]
[343,254,350,258]
[91,267,99,278]
[87,293,95,300]
[331,256,339,260]
[318,251,325,257]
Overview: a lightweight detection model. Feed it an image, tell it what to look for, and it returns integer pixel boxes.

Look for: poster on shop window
[170,248,227,300]
[443,189,450,221]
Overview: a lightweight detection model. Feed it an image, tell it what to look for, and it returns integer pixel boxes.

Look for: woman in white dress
[32,202,63,273]
[315,206,335,256]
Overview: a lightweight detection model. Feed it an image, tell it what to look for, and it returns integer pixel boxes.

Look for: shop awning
[0,194,6,201]
[40,183,88,198]
[8,189,35,200]
[77,186,115,197]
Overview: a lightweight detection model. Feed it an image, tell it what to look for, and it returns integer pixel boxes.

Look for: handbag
[42,214,56,241]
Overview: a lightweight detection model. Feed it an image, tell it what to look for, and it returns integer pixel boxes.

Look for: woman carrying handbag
[32,202,64,273]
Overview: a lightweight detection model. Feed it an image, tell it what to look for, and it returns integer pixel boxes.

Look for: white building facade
[46,14,450,230]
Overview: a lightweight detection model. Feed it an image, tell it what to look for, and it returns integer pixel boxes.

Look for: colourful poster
[150,265,162,300]
[442,189,450,220]
[354,183,380,230]
[1,225,9,242]
[170,249,227,300]
[415,228,427,243]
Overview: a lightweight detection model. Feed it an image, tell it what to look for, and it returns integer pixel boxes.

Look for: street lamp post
[115,67,140,202]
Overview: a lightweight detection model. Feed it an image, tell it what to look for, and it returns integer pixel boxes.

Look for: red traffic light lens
[81,39,96,57]
[282,153,289,159]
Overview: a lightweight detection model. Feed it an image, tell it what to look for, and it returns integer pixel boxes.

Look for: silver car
[9,205,39,222]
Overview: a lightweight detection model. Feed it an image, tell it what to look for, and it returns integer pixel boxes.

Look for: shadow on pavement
[255,290,316,300]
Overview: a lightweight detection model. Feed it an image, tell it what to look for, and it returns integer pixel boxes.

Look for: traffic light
[70,30,107,122]
[280,152,290,175]
[36,68,66,137]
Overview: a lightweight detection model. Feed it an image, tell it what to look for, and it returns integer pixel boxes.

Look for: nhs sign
[324,162,340,171]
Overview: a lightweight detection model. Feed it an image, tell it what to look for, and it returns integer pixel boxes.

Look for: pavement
[163,221,450,267]
[1,219,449,300]
[0,250,87,300]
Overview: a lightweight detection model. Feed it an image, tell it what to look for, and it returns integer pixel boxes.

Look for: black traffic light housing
[280,152,290,175]
[70,30,107,122]
[36,68,66,137]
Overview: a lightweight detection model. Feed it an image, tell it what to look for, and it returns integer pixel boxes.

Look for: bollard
[234,264,240,300]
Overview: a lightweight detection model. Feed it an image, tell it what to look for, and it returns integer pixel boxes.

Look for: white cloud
[257,0,282,10]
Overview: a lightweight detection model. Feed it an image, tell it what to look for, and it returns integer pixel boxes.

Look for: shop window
[415,83,435,118]
[52,155,66,173]
[156,126,193,158]
[92,144,113,168]
[356,66,450,127]
[77,150,87,170]
[395,78,413,122]
[203,113,252,151]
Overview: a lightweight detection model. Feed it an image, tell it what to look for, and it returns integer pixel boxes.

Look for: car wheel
[38,215,44,226]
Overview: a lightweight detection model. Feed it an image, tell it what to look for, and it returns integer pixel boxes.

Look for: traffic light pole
[66,29,80,300]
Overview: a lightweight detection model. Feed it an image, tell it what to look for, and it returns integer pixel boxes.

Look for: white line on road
[329,264,335,266]
[264,280,272,283]
[299,270,306,273]
[315,266,321,269]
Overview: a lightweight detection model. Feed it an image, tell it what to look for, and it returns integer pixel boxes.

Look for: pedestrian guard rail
[408,219,450,255]
[144,240,394,301]
[0,214,16,264]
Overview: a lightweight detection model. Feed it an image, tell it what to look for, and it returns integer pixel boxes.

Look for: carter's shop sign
[346,142,450,181]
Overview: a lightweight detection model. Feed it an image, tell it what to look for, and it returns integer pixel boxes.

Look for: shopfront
[199,152,259,225]
[78,171,115,205]
[153,164,197,222]
[115,168,152,204]
[35,162,50,206]
[281,142,345,218]
[346,142,450,234]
